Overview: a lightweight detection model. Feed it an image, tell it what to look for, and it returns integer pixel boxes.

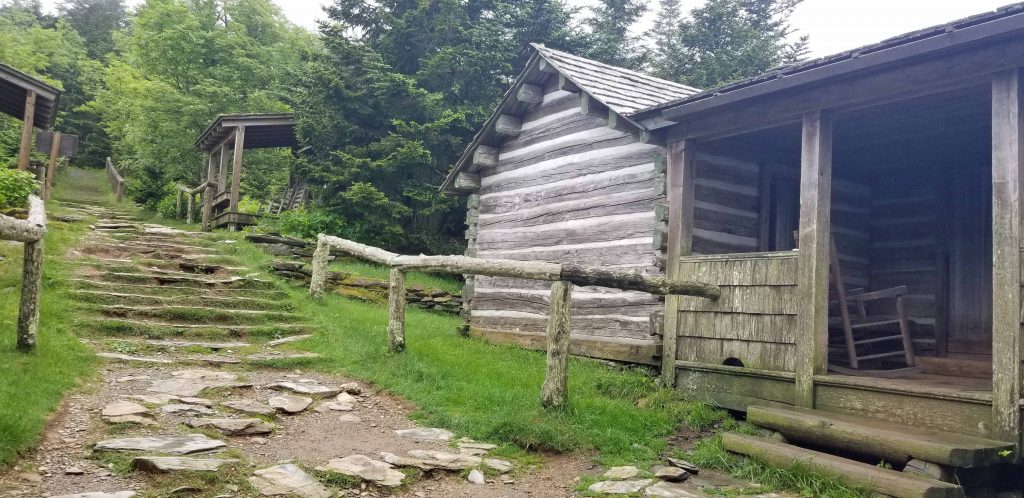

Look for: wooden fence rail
[0,195,47,351]
[176,181,215,225]
[309,233,720,408]
[105,157,125,202]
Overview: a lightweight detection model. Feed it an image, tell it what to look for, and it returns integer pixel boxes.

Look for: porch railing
[105,157,125,202]
[0,195,47,351]
[308,233,720,408]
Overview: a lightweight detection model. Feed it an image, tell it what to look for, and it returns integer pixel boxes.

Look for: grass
[0,168,123,466]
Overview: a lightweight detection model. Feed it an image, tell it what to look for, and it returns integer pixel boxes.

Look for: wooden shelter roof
[634,2,1024,122]
[440,45,698,193]
[0,62,60,129]
[195,113,297,152]
[531,44,699,116]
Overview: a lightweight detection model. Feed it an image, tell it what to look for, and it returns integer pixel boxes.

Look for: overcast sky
[38,0,1018,57]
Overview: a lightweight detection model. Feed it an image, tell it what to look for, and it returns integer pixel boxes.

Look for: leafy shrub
[0,168,39,210]
[261,207,346,240]
[238,195,261,214]
[154,183,179,219]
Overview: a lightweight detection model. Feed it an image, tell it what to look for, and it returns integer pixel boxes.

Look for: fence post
[540,280,573,408]
[176,189,183,219]
[186,192,195,224]
[387,268,407,353]
[17,238,43,352]
[309,235,330,298]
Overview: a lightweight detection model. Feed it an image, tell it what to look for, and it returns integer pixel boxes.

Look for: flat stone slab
[145,339,249,349]
[161,403,215,415]
[268,381,341,397]
[588,479,654,494]
[645,481,703,497]
[380,450,481,471]
[317,455,405,487]
[250,464,330,498]
[132,456,238,472]
[172,369,238,381]
[125,394,179,405]
[187,418,274,435]
[316,392,358,412]
[222,399,276,416]
[247,352,321,361]
[104,415,158,427]
[101,401,149,418]
[51,493,136,498]
[483,458,513,473]
[265,334,312,347]
[147,378,251,397]
[185,355,242,365]
[654,465,690,482]
[604,466,641,479]
[394,427,454,441]
[94,434,226,455]
[269,394,312,413]
[97,353,172,364]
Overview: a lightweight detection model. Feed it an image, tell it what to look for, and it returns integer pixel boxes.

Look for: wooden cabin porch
[645,13,1024,477]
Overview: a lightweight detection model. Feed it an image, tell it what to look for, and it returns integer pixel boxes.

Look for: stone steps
[71,290,294,311]
[68,279,290,299]
[95,271,274,290]
[96,304,298,325]
[81,318,311,338]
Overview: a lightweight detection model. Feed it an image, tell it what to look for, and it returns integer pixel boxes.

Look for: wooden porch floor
[823,371,991,399]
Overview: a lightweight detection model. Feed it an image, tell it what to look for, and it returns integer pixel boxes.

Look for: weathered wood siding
[469,83,665,351]
[674,252,799,371]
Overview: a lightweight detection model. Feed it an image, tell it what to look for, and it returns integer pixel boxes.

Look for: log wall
[470,84,665,353]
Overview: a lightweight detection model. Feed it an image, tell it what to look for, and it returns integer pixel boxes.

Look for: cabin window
[759,168,800,252]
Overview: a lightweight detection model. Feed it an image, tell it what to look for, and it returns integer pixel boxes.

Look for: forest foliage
[0,0,808,254]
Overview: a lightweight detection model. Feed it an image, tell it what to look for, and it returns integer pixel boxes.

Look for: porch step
[747,405,1013,468]
[722,433,965,498]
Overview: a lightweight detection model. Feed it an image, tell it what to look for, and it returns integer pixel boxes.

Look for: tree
[292,0,587,253]
[649,0,809,89]
[57,0,127,59]
[584,0,647,69]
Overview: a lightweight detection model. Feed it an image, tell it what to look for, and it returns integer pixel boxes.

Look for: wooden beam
[990,69,1023,451]
[517,84,543,105]
[43,131,60,200]
[580,93,606,118]
[558,74,579,93]
[472,146,498,169]
[217,142,229,194]
[494,114,522,138]
[387,268,407,353]
[794,110,833,408]
[229,125,245,218]
[453,172,480,192]
[16,90,36,171]
[661,139,697,387]
[201,152,215,230]
[538,59,558,74]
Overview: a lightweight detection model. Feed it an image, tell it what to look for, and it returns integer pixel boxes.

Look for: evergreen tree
[57,0,127,59]
[584,0,646,69]
[649,0,809,89]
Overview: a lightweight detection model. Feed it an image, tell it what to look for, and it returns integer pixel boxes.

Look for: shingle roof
[531,44,700,115]
[636,1,1024,118]
[0,62,61,129]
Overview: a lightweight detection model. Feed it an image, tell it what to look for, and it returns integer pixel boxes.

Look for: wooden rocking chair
[829,241,916,370]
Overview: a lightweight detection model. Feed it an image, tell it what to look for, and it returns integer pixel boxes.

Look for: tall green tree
[88,0,310,208]
[292,0,586,253]
[584,0,647,69]
[57,0,127,59]
[648,0,809,89]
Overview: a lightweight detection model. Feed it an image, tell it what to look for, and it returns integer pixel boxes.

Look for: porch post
[795,110,833,408]
[218,142,229,194]
[991,69,1023,449]
[201,151,215,230]
[16,90,36,171]
[229,125,246,217]
[661,139,697,387]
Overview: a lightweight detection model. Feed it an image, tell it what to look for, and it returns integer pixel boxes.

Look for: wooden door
[947,167,993,354]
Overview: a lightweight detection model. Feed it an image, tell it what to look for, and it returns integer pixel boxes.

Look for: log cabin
[447,4,1024,491]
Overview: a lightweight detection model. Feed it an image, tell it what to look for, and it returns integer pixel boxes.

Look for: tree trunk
[540,281,573,409]
[387,268,407,353]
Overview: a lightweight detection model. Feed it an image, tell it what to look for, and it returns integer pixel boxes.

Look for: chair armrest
[846,285,908,302]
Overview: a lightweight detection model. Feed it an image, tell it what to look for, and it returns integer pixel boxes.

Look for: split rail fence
[0,195,47,351]
[308,234,720,408]
[105,157,125,202]
[176,180,216,226]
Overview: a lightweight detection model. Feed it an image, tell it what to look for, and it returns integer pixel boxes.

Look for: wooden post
[202,152,215,230]
[43,131,60,200]
[387,268,407,353]
[991,69,1023,451]
[176,189,183,219]
[661,139,697,387]
[229,125,246,224]
[541,280,573,408]
[218,143,229,194]
[309,235,330,299]
[186,191,195,224]
[794,110,834,408]
[17,238,43,351]
[16,91,36,171]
